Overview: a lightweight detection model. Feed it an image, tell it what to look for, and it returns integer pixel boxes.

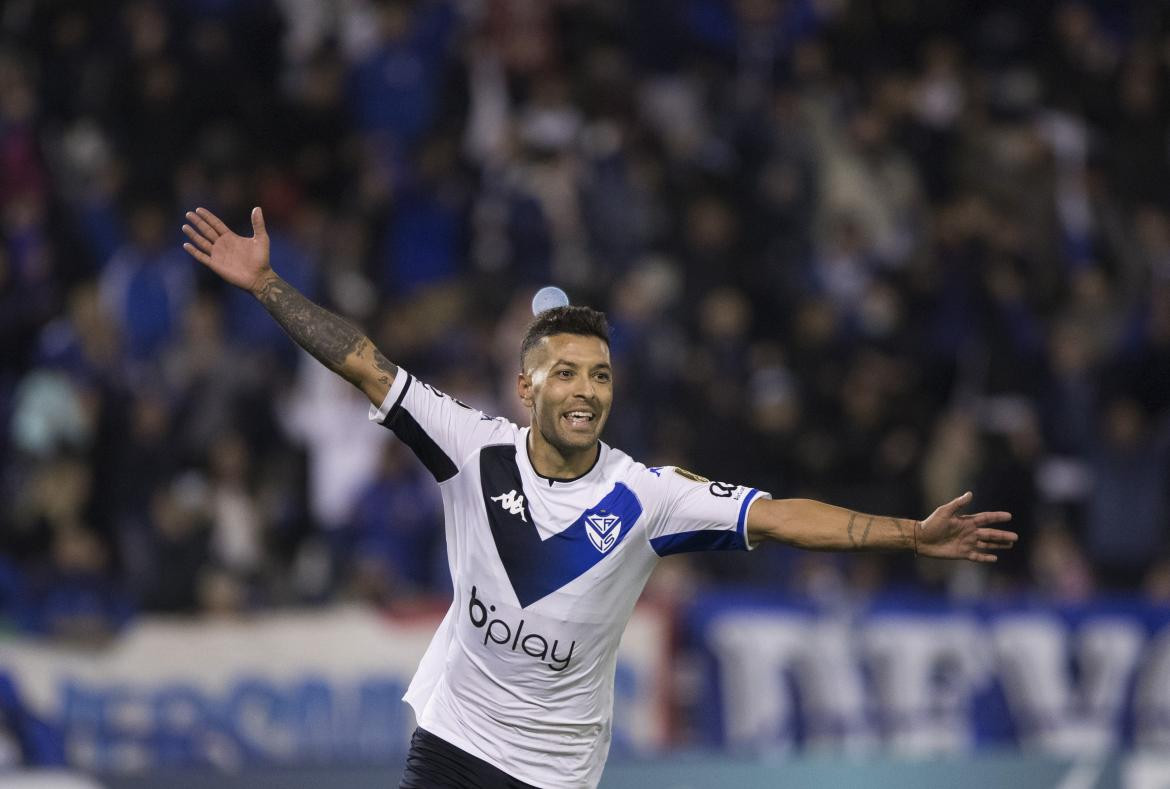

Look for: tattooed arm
[745,492,1017,563]
[252,272,396,405]
[181,206,395,406]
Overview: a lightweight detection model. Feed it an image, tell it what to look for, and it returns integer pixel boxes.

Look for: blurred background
[2,0,1170,786]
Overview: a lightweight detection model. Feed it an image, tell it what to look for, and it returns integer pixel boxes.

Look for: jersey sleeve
[368,368,516,482]
[642,466,771,556]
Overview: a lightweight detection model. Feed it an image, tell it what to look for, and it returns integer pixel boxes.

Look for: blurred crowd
[3,0,1170,642]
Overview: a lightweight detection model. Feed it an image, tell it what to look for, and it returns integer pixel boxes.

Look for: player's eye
[557,369,573,378]
[594,372,611,383]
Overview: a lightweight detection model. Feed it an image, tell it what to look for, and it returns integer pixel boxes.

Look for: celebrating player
[181,206,1017,789]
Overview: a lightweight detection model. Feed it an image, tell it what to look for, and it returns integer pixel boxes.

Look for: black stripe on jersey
[480,443,532,524]
[385,371,413,417]
[381,374,459,482]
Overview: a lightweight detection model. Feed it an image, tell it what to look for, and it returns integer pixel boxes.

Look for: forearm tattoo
[373,348,397,387]
[846,513,911,550]
[847,513,874,548]
[888,518,908,542]
[255,275,397,384]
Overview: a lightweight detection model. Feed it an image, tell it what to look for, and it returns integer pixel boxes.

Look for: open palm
[181,206,272,293]
[917,491,1017,562]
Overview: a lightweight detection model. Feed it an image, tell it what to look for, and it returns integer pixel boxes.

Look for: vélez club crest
[585,511,622,554]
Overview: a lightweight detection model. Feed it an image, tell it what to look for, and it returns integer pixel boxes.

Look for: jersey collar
[519,427,608,488]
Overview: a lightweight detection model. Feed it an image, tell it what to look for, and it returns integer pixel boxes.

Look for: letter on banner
[707,613,870,751]
[861,616,989,754]
[991,615,1144,753]
[1134,625,1170,749]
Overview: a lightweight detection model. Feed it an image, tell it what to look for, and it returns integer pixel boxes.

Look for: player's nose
[571,376,597,400]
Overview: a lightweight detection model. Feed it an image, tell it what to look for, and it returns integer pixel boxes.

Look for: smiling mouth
[563,411,595,429]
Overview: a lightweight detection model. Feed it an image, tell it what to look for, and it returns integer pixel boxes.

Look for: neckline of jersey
[521,427,607,487]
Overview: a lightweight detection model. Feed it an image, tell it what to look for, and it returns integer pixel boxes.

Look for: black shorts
[399,727,540,789]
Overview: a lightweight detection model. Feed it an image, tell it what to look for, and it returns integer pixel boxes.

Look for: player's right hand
[916,491,1016,562]
[181,206,272,294]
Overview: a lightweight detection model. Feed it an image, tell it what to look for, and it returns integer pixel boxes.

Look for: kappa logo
[491,489,527,522]
[585,511,622,554]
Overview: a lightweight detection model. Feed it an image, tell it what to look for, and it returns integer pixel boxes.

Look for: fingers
[182,242,210,265]
[944,491,973,515]
[251,206,267,239]
[965,511,1012,526]
[196,206,230,236]
[186,209,219,240]
[974,539,1013,551]
[952,490,973,510]
[973,526,1017,549]
[181,223,213,253]
[182,210,218,265]
[968,552,998,563]
[975,527,1018,543]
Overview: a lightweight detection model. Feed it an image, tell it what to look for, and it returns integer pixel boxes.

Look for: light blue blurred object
[532,286,570,316]
[11,370,91,456]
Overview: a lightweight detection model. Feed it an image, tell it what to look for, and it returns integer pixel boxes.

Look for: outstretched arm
[181,206,395,406]
[746,491,1017,563]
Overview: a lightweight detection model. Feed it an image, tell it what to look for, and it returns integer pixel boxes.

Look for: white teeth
[566,412,593,421]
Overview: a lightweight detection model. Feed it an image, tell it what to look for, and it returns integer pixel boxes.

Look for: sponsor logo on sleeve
[421,382,472,409]
[672,467,744,499]
[708,481,737,498]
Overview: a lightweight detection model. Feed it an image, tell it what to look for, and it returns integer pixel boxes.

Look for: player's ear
[517,372,534,409]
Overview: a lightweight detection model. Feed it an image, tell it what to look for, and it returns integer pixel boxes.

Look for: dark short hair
[520,305,610,367]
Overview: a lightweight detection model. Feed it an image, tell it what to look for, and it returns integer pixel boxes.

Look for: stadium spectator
[18,526,132,645]
[343,441,445,603]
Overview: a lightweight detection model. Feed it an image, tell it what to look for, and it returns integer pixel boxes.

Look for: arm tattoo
[847,512,875,548]
[887,518,907,541]
[256,275,374,385]
[847,510,875,547]
[846,513,917,551]
[373,347,398,387]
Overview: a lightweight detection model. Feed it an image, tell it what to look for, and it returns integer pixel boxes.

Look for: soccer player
[181,207,1018,789]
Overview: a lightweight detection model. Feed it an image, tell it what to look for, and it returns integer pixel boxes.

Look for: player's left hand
[916,491,1016,562]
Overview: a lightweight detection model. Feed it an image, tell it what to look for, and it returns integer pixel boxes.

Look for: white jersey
[369,369,770,788]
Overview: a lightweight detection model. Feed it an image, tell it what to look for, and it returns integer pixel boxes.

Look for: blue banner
[0,605,671,771]
[682,592,1170,754]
